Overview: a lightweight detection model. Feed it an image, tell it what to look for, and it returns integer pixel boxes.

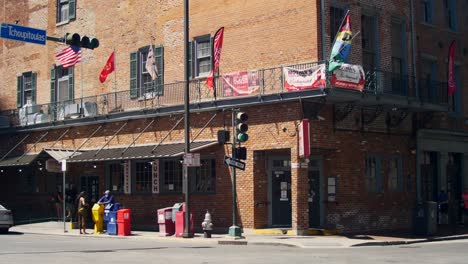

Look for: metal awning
[42,148,81,161]
[0,154,38,167]
[67,140,218,163]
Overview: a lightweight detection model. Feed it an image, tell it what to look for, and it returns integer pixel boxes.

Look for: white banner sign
[283,64,326,91]
[331,63,366,91]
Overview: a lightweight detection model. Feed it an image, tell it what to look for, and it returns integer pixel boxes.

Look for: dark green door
[308,170,320,228]
[271,170,291,227]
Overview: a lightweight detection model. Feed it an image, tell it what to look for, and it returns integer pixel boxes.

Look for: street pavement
[8,221,468,249]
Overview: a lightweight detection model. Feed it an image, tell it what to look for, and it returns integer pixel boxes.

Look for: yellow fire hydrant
[92,203,104,234]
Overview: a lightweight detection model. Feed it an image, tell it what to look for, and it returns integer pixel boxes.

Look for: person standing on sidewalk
[77,191,89,234]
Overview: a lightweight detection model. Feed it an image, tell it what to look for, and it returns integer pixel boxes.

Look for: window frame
[17,71,37,108]
[365,154,383,193]
[193,35,212,78]
[329,6,346,41]
[361,13,379,72]
[422,0,434,24]
[129,45,164,99]
[131,160,153,194]
[191,158,216,194]
[160,159,183,194]
[106,162,125,194]
[387,155,403,192]
[444,0,457,31]
[56,0,76,25]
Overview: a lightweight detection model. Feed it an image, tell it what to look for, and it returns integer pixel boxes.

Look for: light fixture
[0,169,3,173]
[92,163,97,169]
[18,168,22,172]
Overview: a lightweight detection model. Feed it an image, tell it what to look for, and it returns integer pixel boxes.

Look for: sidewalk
[9,222,468,248]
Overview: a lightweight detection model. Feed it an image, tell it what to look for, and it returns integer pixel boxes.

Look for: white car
[0,204,14,233]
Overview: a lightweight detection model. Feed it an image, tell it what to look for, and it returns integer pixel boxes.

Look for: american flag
[56,45,82,68]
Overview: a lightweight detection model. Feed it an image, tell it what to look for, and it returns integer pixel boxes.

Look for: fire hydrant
[201,210,213,238]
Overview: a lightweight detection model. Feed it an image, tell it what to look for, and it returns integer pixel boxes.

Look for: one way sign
[224,156,246,170]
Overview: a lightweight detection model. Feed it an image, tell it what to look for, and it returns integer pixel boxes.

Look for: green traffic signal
[64,32,99,49]
[236,112,249,142]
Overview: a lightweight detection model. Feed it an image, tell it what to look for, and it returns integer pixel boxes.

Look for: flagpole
[113,48,117,111]
[80,49,84,116]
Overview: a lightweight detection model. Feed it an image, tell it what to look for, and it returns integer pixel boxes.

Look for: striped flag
[328,10,352,72]
[56,45,82,68]
[206,27,225,92]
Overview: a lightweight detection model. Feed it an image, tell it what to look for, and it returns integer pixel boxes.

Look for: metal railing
[0,62,448,128]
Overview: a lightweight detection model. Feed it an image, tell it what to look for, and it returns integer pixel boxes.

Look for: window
[422,0,434,24]
[361,14,378,72]
[330,7,345,39]
[365,155,382,192]
[162,160,182,193]
[107,162,124,193]
[391,21,407,94]
[192,159,216,193]
[133,160,152,193]
[387,156,403,191]
[189,35,212,78]
[51,66,74,103]
[129,46,164,99]
[17,72,37,108]
[56,0,76,24]
[452,65,461,114]
[421,58,437,103]
[444,0,457,30]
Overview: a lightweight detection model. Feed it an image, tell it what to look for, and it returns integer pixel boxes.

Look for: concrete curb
[351,234,468,247]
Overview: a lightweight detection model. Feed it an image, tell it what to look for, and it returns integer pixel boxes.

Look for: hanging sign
[123,160,131,194]
[298,119,310,158]
[152,159,160,194]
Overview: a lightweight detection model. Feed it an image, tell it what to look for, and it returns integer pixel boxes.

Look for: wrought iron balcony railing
[0,62,448,128]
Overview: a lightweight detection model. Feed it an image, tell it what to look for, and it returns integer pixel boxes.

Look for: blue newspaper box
[107,211,118,235]
[104,203,121,222]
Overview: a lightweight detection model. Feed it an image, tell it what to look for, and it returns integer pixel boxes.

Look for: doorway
[308,156,323,228]
[268,156,291,227]
[80,176,99,204]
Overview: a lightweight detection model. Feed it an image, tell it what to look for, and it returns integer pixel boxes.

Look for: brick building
[0,0,466,234]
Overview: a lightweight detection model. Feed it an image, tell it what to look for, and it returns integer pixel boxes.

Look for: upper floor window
[421,58,438,102]
[17,72,37,108]
[129,45,164,99]
[56,0,76,24]
[189,35,212,78]
[51,66,74,103]
[361,14,378,72]
[391,22,405,76]
[444,0,457,31]
[329,7,345,39]
[422,0,434,24]
[365,155,382,193]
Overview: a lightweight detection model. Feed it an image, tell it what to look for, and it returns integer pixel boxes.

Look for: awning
[67,140,218,163]
[0,154,39,167]
[42,148,81,161]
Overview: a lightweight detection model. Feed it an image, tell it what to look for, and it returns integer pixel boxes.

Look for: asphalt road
[1,232,467,264]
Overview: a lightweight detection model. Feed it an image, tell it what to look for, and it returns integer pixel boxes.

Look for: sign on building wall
[283,64,326,91]
[298,119,310,158]
[222,71,260,97]
[152,159,159,194]
[331,63,365,91]
[123,160,131,194]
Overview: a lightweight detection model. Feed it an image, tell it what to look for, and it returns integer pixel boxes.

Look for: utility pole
[229,109,242,237]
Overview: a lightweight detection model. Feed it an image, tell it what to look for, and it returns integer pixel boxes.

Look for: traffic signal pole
[229,109,241,237]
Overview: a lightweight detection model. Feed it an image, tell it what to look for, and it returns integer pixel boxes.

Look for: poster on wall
[283,64,326,91]
[123,160,131,194]
[152,159,159,194]
[331,63,365,91]
[298,119,310,158]
[222,71,260,97]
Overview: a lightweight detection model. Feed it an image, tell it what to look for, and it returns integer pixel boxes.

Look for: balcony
[0,62,449,129]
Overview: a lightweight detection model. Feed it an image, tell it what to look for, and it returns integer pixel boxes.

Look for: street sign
[183,153,200,167]
[0,23,46,45]
[224,156,246,170]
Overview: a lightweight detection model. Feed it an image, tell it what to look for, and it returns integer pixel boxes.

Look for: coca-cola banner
[222,71,260,97]
[331,63,365,91]
[283,64,326,91]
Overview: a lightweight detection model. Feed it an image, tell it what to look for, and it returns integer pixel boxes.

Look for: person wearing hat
[98,190,114,205]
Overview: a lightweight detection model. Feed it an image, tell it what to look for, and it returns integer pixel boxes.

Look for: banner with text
[152,159,160,194]
[222,71,260,97]
[283,64,326,91]
[331,63,365,91]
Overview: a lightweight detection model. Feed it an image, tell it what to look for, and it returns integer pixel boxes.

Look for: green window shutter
[17,76,23,108]
[188,41,193,79]
[155,46,164,95]
[210,36,214,73]
[31,72,37,105]
[50,68,56,103]
[130,52,138,99]
[69,0,76,21]
[68,67,74,100]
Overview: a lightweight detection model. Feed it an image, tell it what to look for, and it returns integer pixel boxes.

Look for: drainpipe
[320,0,326,61]
[410,0,418,98]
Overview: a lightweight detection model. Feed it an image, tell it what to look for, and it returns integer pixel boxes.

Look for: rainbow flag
[328,10,352,72]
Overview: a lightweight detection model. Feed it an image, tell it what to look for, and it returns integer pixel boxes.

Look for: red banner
[206,27,225,91]
[99,51,115,83]
[222,71,260,97]
[331,63,365,91]
[283,64,326,91]
[448,41,456,96]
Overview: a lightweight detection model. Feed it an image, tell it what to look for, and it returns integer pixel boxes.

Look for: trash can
[107,211,118,235]
[174,203,194,237]
[157,207,175,236]
[117,209,131,236]
[92,203,104,234]
[413,201,437,236]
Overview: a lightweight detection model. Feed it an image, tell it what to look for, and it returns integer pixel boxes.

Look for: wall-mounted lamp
[92,163,97,169]
[18,168,22,172]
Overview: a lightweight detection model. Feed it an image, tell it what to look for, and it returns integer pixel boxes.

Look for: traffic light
[236,112,248,142]
[236,147,247,160]
[65,33,99,49]
[217,130,230,144]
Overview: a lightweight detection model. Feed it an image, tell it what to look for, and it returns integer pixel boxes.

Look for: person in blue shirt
[98,190,114,205]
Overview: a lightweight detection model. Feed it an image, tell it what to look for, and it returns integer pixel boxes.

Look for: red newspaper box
[175,204,194,237]
[157,207,175,236]
[117,209,131,236]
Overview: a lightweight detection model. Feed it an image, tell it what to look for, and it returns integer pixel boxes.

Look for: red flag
[99,52,115,83]
[447,41,456,96]
[55,45,81,68]
[206,27,225,91]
